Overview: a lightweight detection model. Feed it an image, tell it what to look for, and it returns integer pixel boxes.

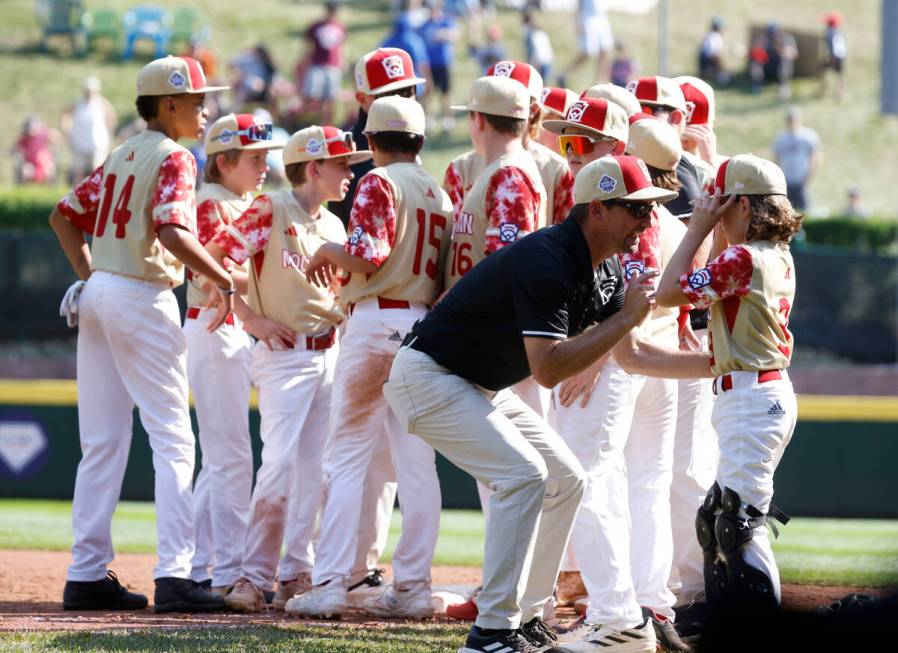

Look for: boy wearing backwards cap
[185,113,282,595]
[288,96,452,619]
[51,56,232,612]
[657,155,801,612]
[206,125,370,612]
[581,83,643,117]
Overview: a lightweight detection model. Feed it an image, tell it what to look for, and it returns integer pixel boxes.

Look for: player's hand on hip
[622,270,657,324]
[244,313,297,350]
[207,284,236,332]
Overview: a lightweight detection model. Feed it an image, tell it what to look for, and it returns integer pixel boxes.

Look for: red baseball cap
[543,97,629,145]
[574,155,679,204]
[486,60,543,101]
[627,76,687,113]
[540,87,579,118]
[136,56,228,96]
[354,48,425,95]
[283,125,372,165]
[674,76,716,125]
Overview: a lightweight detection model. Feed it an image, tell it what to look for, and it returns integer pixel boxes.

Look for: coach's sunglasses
[604,199,655,219]
[558,133,616,156]
[215,123,274,143]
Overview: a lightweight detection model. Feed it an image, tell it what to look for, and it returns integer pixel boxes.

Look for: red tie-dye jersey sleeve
[196,199,228,246]
[345,173,396,267]
[618,211,661,282]
[680,245,754,309]
[56,165,104,234]
[212,194,274,265]
[443,162,465,223]
[152,150,197,233]
[484,166,539,255]
[552,167,575,225]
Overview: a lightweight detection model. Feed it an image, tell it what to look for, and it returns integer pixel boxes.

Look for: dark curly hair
[745,194,804,243]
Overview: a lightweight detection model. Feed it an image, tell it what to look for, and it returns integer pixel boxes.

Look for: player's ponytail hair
[745,194,804,243]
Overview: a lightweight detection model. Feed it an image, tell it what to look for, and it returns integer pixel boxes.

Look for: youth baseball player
[206,125,370,612]
[185,113,282,595]
[286,96,451,619]
[658,155,801,611]
[51,56,231,613]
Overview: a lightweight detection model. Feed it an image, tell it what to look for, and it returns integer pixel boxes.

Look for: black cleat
[154,577,227,613]
[63,570,148,611]
[460,625,557,652]
[521,617,559,647]
[348,567,385,592]
[673,602,708,641]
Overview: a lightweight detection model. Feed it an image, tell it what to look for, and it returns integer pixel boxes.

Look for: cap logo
[734,180,745,190]
[385,119,408,129]
[636,159,651,183]
[169,70,186,89]
[684,101,696,123]
[305,138,324,156]
[540,87,550,104]
[626,80,638,94]
[217,129,234,145]
[492,60,516,77]
[567,101,588,123]
[598,174,617,193]
[382,55,406,80]
[356,71,365,89]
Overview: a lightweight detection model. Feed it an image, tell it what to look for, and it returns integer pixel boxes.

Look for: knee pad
[696,482,728,602]
[715,487,777,608]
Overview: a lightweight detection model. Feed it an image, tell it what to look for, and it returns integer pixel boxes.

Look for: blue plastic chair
[122,5,172,60]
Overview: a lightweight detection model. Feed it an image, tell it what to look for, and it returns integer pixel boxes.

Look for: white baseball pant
[312,299,441,588]
[669,330,718,606]
[712,370,796,602]
[68,271,196,582]
[239,339,336,589]
[352,429,398,583]
[184,308,254,587]
[385,346,586,630]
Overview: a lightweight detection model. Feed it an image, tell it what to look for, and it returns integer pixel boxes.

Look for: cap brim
[368,77,425,95]
[541,107,566,118]
[193,85,230,93]
[543,119,613,140]
[621,186,679,203]
[449,104,470,112]
[332,149,373,165]
[239,141,285,151]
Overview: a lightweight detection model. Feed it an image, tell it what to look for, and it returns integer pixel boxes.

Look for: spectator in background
[471,23,506,74]
[773,106,822,211]
[421,0,458,133]
[841,185,870,219]
[523,10,554,83]
[765,23,798,100]
[749,36,770,93]
[60,77,116,184]
[610,40,638,87]
[558,0,614,88]
[229,45,277,109]
[698,16,727,85]
[821,11,846,101]
[13,116,59,184]
[298,0,347,125]
[381,3,431,96]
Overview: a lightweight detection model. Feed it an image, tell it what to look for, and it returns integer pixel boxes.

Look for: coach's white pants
[713,370,796,603]
[184,308,253,587]
[386,346,586,630]
[240,341,336,589]
[554,358,642,629]
[669,331,718,606]
[313,299,441,588]
[68,271,196,582]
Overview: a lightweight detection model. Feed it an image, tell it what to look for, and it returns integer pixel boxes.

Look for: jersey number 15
[412,209,446,280]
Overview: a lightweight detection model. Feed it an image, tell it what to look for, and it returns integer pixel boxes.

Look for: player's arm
[49,165,105,280]
[307,173,394,286]
[611,328,713,378]
[553,168,575,225]
[523,272,657,389]
[658,193,735,307]
[49,208,92,280]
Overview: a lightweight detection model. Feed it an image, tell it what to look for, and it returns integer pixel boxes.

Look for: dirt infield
[0,550,882,632]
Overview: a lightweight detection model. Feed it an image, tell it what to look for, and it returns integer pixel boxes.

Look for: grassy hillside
[3,0,894,216]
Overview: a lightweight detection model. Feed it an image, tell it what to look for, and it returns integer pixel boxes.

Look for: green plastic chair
[82,8,121,53]
[169,7,211,48]
[37,0,86,55]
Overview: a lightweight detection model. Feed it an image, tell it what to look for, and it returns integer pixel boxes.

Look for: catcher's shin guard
[695,482,728,604]
[714,487,777,608]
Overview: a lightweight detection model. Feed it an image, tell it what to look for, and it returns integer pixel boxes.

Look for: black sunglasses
[605,200,655,219]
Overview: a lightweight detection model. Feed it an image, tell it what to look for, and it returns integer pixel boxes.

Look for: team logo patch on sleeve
[688,268,712,289]
[598,174,617,194]
[349,226,364,245]
[624,259,645,280]
[498,223,520,243]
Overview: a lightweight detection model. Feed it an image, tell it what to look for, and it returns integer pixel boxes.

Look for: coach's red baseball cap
[574,155,679,204]
[540,87,578,118]
[354,48,425,95]
[486,60,543,101]
[627,76,687,114]
[675,76,716,125]
[543,97,629,145]
[137,56,228,95]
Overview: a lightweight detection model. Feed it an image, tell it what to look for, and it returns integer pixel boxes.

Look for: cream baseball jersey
[444,152,545,290]
[340,162,453,307]
[186,182,252,307]
[213,191,346,335]
[57,130,197,285]
[443,150,486,223]
[527,141,575,227]
[680,240,795,376]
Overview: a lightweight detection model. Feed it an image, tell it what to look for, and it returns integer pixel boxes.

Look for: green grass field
[3,0,897,216]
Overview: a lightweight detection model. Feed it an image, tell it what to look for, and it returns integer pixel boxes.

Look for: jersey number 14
[95,173,135,239]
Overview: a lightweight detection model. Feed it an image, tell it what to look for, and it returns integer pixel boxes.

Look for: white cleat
[284,582,347,619]
[554,619,656,653]
[361,583,434,619]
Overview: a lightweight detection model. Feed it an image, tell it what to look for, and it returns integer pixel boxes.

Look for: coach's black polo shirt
[409,216,626,392]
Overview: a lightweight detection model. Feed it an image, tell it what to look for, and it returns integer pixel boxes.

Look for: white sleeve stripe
[152,201,191,219]
[522,330,566,339]
[224,224,250,248]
